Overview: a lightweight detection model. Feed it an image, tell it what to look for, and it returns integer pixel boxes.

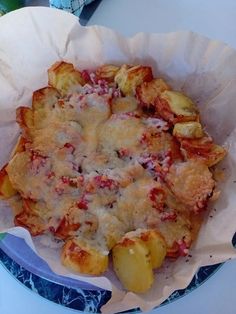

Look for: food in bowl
[0,61,226,293]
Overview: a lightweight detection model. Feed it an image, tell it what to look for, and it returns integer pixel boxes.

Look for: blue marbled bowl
[1,233,234,313]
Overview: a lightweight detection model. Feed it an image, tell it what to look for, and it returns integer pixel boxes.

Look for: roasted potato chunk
[16,107,34,129]
[0,165,17,199]
[14,199,47,236]
[48,61,85,96]
[32,87,61,129]
[206,144,227,167]
[166,160,215,212]
[139,230,167,269]
[6,151,37,196]
[180,137,227,167]
[96,64,120,83]
[61,238,108,275]
[155,91,198,124]
[76,93,111,129]
[136,78,170,109]
[112,237,154,293]
[32,87,60,111]
[111,96,138,113]
[173,121,204,138]
[114,64,153,96]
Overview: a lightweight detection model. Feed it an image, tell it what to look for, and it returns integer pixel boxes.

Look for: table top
[87,0,236,49]
[1,257,236,314]
[1,1,236,314]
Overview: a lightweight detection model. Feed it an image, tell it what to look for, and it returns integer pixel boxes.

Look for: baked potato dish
[0,61,226,293]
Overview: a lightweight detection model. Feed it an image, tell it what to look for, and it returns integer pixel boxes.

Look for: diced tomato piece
[30,150,48,174]
[81,69,92,83]
[149,187,166,211]
[160,211,177,222]
[117,148,130,158]
[63,143,75,154]
[140,132,151,145]
[47,171,55,179]
[138,151,173,180]
[77,199,88,210]
[94,175,119,190]
[166,239,190,258]
[61,176,70,184]
[177,239,190,256]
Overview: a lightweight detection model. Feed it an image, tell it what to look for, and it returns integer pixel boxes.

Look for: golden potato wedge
[136,78,171,108]
[6,151,31,196]
[111,96,138,113]
[76,93,111,129]
[155,91,198,124]
[140,230,167,269]
[16,106,34,129]
[112,237,154,293]
[206,144,227,167]
[173,121,204,138]
[114,64,153,96]
[32,86,60,111]
[180,137,227,167]
[96,64,120,83]
[48,61,85,96]
[0,165,17,199]
[61,238,108,275]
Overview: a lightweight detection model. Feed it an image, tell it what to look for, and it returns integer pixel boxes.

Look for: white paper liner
[0,7,235,313]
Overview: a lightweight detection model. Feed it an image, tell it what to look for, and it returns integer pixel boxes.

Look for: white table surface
[1,1,236,314]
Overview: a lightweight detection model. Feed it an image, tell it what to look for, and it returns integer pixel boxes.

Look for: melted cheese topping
[6,71,217,255]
